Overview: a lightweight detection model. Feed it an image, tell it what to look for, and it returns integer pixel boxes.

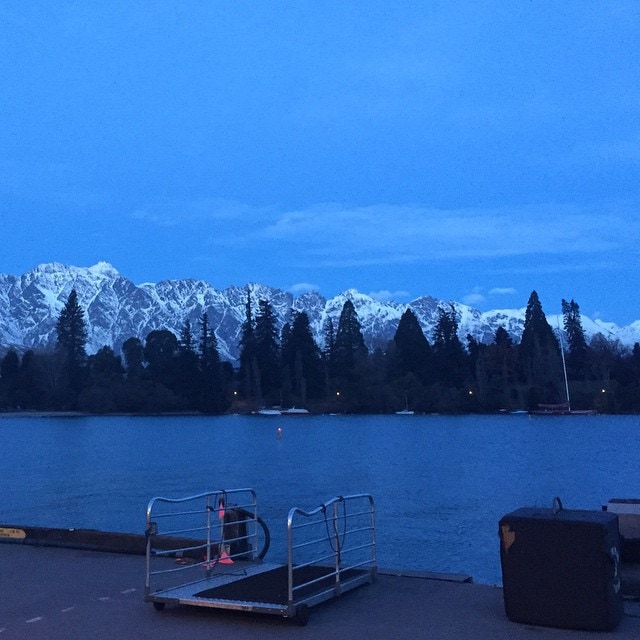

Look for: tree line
[1,288,639,414]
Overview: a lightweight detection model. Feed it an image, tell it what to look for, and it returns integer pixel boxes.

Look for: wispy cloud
[463,292,486,306]
[489,287,517,296]
[259,201,635,265]
[368,289,410,302]
[289,282,320,295]
[134,198,639,276]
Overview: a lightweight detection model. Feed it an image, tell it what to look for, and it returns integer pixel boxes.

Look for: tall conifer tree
[254,299,280,401]
[392,308,431,382]
[238,289,259,399]
[431,304,467,388]
[562,298,589,380]
[199,312,224,412]
[56,288,88,393]
[519,291,564,405]
[334,300,368,375]
[281,310,324,402]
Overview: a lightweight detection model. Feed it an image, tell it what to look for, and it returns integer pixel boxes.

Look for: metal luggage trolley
[144,488,376,625]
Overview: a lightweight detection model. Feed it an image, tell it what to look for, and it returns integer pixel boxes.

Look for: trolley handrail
[145,488,260,596]
[286,493,376,608]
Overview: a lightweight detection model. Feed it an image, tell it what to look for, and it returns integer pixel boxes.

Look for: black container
[499,507,623,631]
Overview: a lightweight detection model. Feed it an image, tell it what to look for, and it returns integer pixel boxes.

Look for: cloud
[256,201,635,267]
[289,282,320,295]
[462,286,486,306]
[463,292,486,306]
[368,289,410,302]
[131,198,640,280]
[489,287,517,296]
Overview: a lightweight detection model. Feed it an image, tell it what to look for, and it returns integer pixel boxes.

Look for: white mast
[557,318,571,411]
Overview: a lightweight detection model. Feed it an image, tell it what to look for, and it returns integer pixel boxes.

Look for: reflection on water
[2,413,639,585]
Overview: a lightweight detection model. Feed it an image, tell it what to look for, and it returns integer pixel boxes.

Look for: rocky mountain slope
[1,262,638,362]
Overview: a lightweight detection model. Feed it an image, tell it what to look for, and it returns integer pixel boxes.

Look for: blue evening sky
[1,2,639,324]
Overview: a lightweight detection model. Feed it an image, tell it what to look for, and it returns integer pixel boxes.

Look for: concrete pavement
[2,543,640,640]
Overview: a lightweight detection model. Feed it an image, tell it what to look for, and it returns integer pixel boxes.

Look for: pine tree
[322,316,336,378]
[199,313,220,369]
[519,291,564,406]
[254,299,280,402]
[56,288,88,393]
[562,298,589,380]
[238,289,260,400]
[179,320,196,352]
[391,308,431,383]
[334,300,368,376]
[431,304,467,388]
[174,320,200,408]
[281,310,324,403]
[198,312,224,412]
[472,326,518,410]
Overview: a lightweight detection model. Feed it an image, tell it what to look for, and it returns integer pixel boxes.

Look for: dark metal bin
[499,506,623,631]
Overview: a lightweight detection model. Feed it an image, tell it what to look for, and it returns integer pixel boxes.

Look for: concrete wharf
[1,533,640,640]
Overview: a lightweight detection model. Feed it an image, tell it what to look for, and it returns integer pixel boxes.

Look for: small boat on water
[256,408,282,416]
[395,393,415,415]
[281,407,310,416]
[531,402,596,416]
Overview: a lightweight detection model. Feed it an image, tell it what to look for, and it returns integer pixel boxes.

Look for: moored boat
[256,407,282,416]
[281,407,310,416]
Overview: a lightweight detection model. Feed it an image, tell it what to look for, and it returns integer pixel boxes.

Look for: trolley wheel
[294,604,310,626]
[153,602,166,611]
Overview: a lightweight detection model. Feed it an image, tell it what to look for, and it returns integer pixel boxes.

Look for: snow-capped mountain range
[1,262,639,362]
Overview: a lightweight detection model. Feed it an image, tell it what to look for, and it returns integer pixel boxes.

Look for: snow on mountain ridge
[1,262,639,362]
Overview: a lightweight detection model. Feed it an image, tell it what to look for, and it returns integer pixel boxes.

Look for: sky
[1,2,639,325]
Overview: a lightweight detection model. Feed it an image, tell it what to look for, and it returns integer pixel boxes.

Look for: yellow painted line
[0,527,26,539]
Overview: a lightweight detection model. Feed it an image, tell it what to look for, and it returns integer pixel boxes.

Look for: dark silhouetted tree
[56,288,88,396]
[333,300,367,376]
[472,326,519,410]
[238,289,260,400]
[15,350,46,409]
[281,310,324,404]
[198,312,225,412]
[322,316,336,380]
[144,329,179,391]
[254,299,280,402]
[80,346,124,412]
[331,300,370,410]
[431,304,468,389]
[519,291,563,407]
[174,319,201,407]
[562,298,589,380]
[0,348,20,407]
[391,309,431,383]
[122,337,145,378]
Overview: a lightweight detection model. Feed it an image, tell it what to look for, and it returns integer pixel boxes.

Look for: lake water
[2,413,639,585]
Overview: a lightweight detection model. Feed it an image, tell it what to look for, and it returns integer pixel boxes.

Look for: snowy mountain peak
[88,262,120,279]
[0,262,639,362]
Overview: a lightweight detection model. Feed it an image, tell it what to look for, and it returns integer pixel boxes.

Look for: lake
[2,413,639,585]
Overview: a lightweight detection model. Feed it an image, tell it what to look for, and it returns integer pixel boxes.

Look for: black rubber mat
[195,565,365,604]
